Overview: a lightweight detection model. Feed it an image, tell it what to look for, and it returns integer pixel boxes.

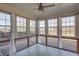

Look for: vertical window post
[35,20,39,43]
[58,17,62,48]
[26,19,30,47]
[45,20,48,45]
[9,13,16,56]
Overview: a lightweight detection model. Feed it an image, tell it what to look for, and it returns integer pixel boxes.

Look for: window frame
[30,20,35,34]
[48,18,58,36]
[39,20,45,35]
[0,11,11,38]
[16,16,27,36]
[61,16,75,37]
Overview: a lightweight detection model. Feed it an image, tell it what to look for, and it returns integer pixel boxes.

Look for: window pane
[16,16,26,36]
[6,19,10,26]
[24,27,26,32]
[0,19,5,25]
[0,27,5,38]
[39,20,45,34]
[17,27,21,32]
[6,13,10,20]
[30,20,35,34]
[0,12,11,39]
[0,26,5,33]
[40,21,45,27]
[62,16,75,37]
[48,28,53,35]
[5,27,10,32]
[48,20,53,27]
[40,27,45,34]
[61,38,77,52]
[0,12,11,56]
[30,20,35,27]
[48,18,57,35]
[0,12,5,19]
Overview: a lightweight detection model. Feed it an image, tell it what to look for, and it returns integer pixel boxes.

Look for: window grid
[48,19,57,35]
[16,16,26,35]
[62,16,75,37]
[39,20,45,34]
[0,11,11,38]
[30,20,35,34]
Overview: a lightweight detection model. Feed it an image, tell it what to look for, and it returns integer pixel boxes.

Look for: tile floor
[15,44,79,56]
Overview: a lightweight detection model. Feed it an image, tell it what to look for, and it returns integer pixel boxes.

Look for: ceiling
[5,3,79,19]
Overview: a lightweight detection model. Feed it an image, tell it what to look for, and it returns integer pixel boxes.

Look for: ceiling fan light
[39,6,44,11]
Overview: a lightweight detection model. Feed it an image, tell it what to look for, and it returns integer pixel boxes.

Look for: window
[30,20,35,34]
[48,18,57,35]
[62,16,75,37]
[0,11,11,39]
[16,16,26,35]
[39,20,45,34]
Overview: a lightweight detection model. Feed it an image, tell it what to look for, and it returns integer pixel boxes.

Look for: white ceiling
[5,3,79,19]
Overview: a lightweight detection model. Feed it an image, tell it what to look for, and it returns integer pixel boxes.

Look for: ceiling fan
[34,3,55,11]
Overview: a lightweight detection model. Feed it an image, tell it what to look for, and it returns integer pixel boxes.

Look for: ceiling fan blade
[40,3,42,6]
[43,4,55,8]
[37,3,42,6]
